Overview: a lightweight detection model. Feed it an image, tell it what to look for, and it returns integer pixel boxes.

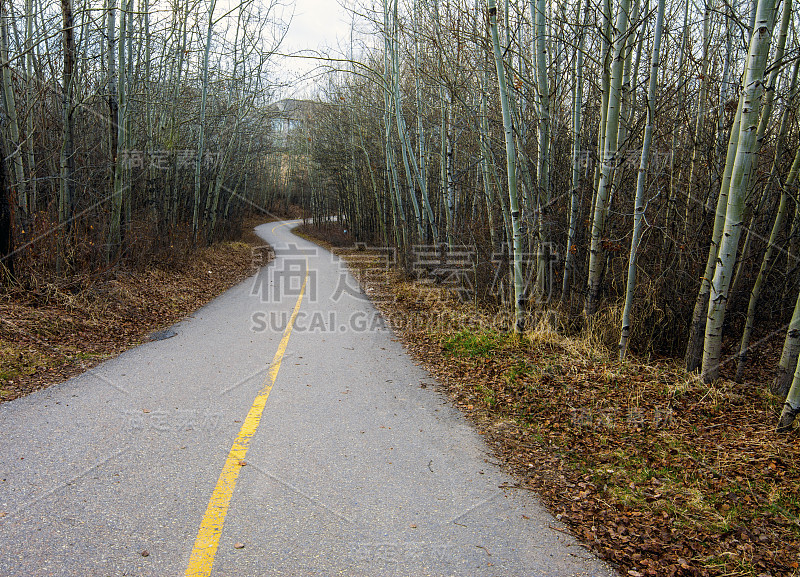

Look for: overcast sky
[275,0,355,98]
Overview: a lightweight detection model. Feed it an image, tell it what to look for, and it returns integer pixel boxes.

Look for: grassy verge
[300,223,800,577]
[0,219,272,402]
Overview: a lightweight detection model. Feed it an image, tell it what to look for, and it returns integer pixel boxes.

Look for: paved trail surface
[0,221,616,576]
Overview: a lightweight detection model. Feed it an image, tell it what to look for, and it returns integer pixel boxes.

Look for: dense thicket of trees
[5,0,800,429]
[0,0,285,281]
[293,0,800,428]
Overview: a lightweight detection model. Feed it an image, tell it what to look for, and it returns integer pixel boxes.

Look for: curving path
[0,221,616,576]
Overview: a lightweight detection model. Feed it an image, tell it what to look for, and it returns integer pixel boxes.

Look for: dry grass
[301,225,800,577]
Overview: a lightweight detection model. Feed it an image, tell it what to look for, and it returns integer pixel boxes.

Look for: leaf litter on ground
[0,221,272,403]
[304,230,800,577]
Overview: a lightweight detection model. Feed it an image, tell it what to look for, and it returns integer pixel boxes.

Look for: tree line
[0,0,285,281]
[4,0,800,430]
[297,0,800,430]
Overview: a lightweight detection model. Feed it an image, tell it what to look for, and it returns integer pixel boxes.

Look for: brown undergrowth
[304,226,800,577]
[0,218,272,402]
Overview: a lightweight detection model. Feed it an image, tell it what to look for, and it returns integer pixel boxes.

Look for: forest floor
[0,218,273,403]
[297,223,800,577]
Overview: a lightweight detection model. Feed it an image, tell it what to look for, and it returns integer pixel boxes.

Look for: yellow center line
[185,271,308,577]
[270,220,292,234]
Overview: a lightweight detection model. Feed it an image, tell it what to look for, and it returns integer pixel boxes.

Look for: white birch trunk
[489,0,524,332]
[729,0,792,299]
[700,0,778,382]
[585,0,632,320]
[562,0,589,303]
[618,0,665,359]
[532,0,550,304]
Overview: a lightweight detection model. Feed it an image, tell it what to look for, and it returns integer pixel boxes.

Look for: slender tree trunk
[25,0,36,213]
[444,89,455,246]
[685,99,744,371]
[683,0,713,236]
[193,0,217,243]
[105,0,120,259]
[701,0,778,382]
[489,0,524,332]
[383,2,406,256]
[0,120,12,280]
[774,279,800,397]
[591,0,612,224]
[479,78,497,250]
[729,0,793,299]
[1,0,26,218]
[107,0,126,260]
[735,186,792,381]
[413,0,427,240]
[662,0,690,260]
[123,2,132,230]
[531,0,550,304]
[390,0,435,241]
[59,0,77,271]
[585,0,632,320]
[562,0,589,304]
[619,0,665,359]
[777,298,800,429]
[707,5,733,211]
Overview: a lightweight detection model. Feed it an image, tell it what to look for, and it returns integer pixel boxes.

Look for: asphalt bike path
[0,220,616,576]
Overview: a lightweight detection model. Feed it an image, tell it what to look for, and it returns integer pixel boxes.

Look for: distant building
[268,99,319,148]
